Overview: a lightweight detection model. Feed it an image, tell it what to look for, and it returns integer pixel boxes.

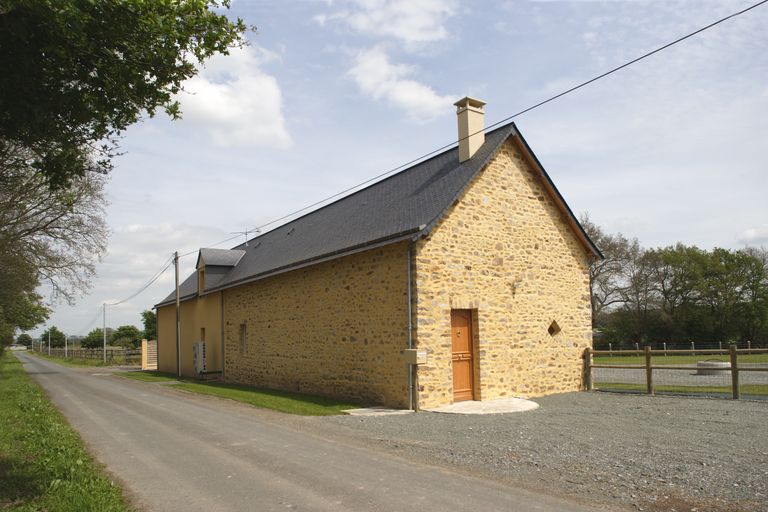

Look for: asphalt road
[17,353,613,512]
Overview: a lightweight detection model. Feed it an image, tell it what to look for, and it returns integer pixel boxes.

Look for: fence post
[634,342,639,352]
[663,342,667,357]
[584,347,593,391]
[747,340,751,351]
[690,341,695,355]
[645,346,654,395]
[608,343,612,357]
[730,345,739,400]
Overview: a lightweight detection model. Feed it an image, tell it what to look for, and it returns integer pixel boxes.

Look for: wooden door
[451,310,474,402]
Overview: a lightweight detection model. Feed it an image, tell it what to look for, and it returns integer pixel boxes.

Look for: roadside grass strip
[595,381,768,396]
[119,371,359,415]
[0,352,131,511]
[593,353,768,365]
[30,352,111,368]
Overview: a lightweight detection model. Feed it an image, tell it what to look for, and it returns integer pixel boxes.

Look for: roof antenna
[230,227,260,247]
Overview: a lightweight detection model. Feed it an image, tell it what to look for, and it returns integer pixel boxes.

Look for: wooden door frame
[451,309,476,401]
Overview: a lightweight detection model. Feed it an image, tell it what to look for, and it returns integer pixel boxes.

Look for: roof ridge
[229,121,519,250]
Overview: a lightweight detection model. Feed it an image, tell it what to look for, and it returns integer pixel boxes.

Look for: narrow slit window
[548,320,561,336]
[239,323,247,354]
[200,327,206,342]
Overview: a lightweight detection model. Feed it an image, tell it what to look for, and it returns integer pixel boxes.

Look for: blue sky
[33,0,768,337]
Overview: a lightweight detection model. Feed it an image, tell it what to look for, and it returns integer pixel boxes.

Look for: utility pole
[174,251,181,377]
[103,303,107,363]
[47,329,50,355]
[65,335,68,358]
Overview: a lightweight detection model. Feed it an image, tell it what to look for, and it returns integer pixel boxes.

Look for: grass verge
[118,371,359,415]
[0,352,132,511]
[594,353,768,365]
[29,352,111,368]
[595,381,768,396]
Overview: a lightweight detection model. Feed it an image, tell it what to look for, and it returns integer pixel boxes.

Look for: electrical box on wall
[403,349,427,365]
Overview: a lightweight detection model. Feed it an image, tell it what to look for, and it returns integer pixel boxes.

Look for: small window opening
[548,320,561,336]
[239,323,247,354]
[200,327,206,342]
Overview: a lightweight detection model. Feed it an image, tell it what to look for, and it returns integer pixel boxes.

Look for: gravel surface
[314,393,768,512]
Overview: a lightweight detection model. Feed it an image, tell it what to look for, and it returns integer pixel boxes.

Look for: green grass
[595,381,768,396]
[30,352,110,368]
[118,371,359,416]
[594,353,768,365]
[0,352,132,511]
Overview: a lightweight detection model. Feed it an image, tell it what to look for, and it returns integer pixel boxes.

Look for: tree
[0,244,49,345]
[16,333,32,347]
[40,326,66,348]
[81,328,105,349]
[0,1,248,188]
[110,325,142,349]
[0,146,109,303]
[141,310,157,340]
[580,214,635,323]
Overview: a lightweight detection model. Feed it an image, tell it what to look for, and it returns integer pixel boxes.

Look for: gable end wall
[414,137,593,408]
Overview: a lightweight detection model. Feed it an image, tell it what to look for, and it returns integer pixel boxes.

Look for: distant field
[595,382,768,396]
[593,353,768,365]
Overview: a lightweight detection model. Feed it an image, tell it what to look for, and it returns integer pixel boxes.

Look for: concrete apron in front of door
[346,397,540,416]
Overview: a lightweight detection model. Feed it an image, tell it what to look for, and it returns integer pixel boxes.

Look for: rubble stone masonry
[223,242,411,408]
[414,137,593,409]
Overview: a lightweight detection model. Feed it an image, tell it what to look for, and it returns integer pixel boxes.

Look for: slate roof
[157,122,600,307]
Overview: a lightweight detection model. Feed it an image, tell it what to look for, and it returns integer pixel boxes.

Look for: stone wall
[414,137,593,409]
[223,242,411,408]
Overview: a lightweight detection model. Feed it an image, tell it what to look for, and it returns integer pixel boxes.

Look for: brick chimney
[454,97,486,162]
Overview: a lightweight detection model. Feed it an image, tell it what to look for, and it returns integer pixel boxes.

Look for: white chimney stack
[454,97,486,162]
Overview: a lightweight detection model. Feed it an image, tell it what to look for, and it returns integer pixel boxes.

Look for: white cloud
[178,45,292,148]
[348,46,454,120]
[738,227,768,246]
[319,0,457,44]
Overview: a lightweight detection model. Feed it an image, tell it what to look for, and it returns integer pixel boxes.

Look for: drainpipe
[407,243,417,411]
[220,291,225,380]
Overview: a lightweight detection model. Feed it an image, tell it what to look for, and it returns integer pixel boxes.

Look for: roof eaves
[206,228,421,294]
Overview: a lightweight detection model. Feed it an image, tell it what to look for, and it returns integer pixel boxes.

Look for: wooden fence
[584,346,768,400]
[36,347,141,365]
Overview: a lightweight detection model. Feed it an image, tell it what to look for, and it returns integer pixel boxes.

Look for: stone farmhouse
[155,97,601,410]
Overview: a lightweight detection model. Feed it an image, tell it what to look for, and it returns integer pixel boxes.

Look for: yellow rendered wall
[156,291,223,377]
[157,305,176,374]
[223,242,410,408]
[414,138,593,409]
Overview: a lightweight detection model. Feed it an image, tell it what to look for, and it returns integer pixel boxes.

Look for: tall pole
[65,335,68,358]
[47,329,50,355]
[103,303,107,363]
[174,251,181,377]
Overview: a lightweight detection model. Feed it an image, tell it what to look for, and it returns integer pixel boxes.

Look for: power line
[73,307,103,336]
[105,254,175,306]
[218,0,764,241]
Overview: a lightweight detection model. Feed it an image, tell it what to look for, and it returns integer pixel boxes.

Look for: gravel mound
[317,393,768,511]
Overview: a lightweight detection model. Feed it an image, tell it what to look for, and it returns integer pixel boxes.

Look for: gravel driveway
[317,393,767,512]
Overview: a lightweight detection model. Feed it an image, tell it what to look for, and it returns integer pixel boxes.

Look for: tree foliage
[81,328,105,349]
[141,310,157,340]
[40,326,66,348]
[585,218,768,346]
[110,325,142,348]
[0,0,248,188]
[16,333,33,347]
